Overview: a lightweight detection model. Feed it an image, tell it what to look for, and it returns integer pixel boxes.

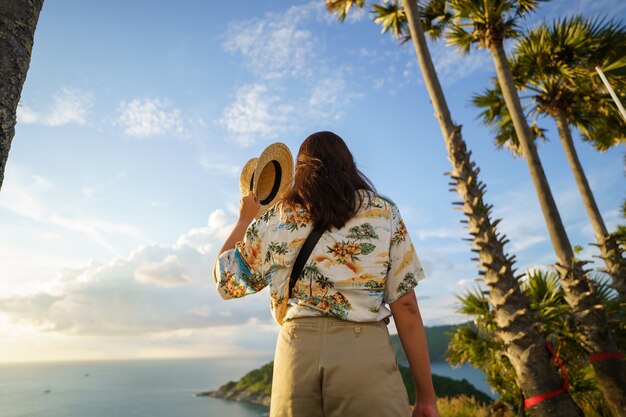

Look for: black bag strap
[289,225,323,297]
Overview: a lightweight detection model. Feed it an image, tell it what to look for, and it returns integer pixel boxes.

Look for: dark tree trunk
[0,0,44,190]
[554,109,626,299]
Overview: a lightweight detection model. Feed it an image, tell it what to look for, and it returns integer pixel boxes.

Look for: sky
[0,0,624,364]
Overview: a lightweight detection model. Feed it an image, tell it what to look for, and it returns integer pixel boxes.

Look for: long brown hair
[283,131,375,231]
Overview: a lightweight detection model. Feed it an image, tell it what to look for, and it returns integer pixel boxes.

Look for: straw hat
[239,142,294,216]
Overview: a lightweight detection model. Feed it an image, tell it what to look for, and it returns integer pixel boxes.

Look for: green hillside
[212,360,490,406]
[220,361,274,396]
[390,324,462,362]
[399,366,491,405]
[200,323,490,407]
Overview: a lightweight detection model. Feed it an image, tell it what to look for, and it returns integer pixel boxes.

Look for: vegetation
[213,363,507,416]
[398,365,492,405]
[441,2,626,412]
[214,354,492,408]
[436,395,514,417]
[219,361,274,397]
[448,269,625,416]
[391,324,458,362]
[472,16,626,299]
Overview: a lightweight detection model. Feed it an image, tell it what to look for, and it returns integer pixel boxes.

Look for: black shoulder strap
[289,226,323,297]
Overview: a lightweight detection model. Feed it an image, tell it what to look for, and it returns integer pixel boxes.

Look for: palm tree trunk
[401,1,581,415]
[0,0,44,190]
[553,110,626,299]
[490,39,626,416]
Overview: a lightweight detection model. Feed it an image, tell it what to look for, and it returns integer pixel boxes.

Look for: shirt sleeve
[383,201,426,304]
[216,219,269,299]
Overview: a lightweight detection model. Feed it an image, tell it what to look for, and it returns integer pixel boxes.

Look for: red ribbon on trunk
[523,341,568,409]
[588,352,624,362]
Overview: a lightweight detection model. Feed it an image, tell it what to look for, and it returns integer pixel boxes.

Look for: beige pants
[270,317,411,417]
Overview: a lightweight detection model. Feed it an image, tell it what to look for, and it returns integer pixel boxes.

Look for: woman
[213,131,439,417]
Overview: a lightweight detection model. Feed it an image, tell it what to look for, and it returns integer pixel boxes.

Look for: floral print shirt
[216,192,425,324]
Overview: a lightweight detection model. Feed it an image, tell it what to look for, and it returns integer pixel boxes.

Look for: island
[197,325,492,408]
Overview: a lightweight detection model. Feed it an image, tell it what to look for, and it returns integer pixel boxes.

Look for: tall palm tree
[0,0,45,190]
[472,16,626,300]
[437,1,626,413]
[325,1,581,415]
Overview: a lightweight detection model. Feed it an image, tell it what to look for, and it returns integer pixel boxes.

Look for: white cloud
[416,227,464,241]
[308,75,358,121]
[16,105,39,124]
[82,186,95,198]
[134,254,191,288]
[218,2,365,145]
[0,210,271,336]
[220,84,294,147]
[428,40,491,86]
[223,4,317,79]
[17,88,94,126]
[116,98,187,139]
[175,209,232,254]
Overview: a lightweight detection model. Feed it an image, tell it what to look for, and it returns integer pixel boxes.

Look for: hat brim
[253,142,294,216]
[239,157,258,197]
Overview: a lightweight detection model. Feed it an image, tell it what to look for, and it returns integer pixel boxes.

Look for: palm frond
[372,1,409,39]
[325,0,366,22]
[444,0,550,49]
[472,79,546,156]
[508,15,626,151]
[515,0,549,17]
[419,0,454,40]
[455,287,491,318]
[445,24,475,53]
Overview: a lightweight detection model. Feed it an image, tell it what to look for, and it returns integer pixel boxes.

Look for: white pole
[595,66,626,125]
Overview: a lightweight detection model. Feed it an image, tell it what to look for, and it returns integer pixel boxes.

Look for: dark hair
[283,131,375,231]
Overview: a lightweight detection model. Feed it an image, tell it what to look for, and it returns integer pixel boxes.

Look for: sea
[0,358,491,417]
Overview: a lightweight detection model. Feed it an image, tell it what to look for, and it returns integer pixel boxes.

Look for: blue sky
[0,0,624,363]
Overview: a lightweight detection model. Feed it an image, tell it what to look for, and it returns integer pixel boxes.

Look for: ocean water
[0,358,270,417]
[429,362,493,398]
[0,358,490,417]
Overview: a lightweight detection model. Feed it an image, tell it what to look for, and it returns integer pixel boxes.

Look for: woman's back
[216,191,425,324]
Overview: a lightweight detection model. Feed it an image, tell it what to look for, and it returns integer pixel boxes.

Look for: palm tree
[302,263,321,300]
[437,1,626,413]
[0,0,45,190]
[449,269,625,415]
[473,16,626,300]
[325,1,581,415]
[315,275,334,299]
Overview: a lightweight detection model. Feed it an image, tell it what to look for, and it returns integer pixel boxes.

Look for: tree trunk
[554,110,626,299]
[0,0,44,190]
[490,39,626,417]
[401,1,581,415]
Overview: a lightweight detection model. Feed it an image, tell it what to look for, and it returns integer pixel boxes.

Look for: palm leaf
[472,80,546,156]
[325,0,365,22]
[372,2,409,39]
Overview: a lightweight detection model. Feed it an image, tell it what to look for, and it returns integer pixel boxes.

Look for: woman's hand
[239,192,260,225]
[412,402,439,417]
